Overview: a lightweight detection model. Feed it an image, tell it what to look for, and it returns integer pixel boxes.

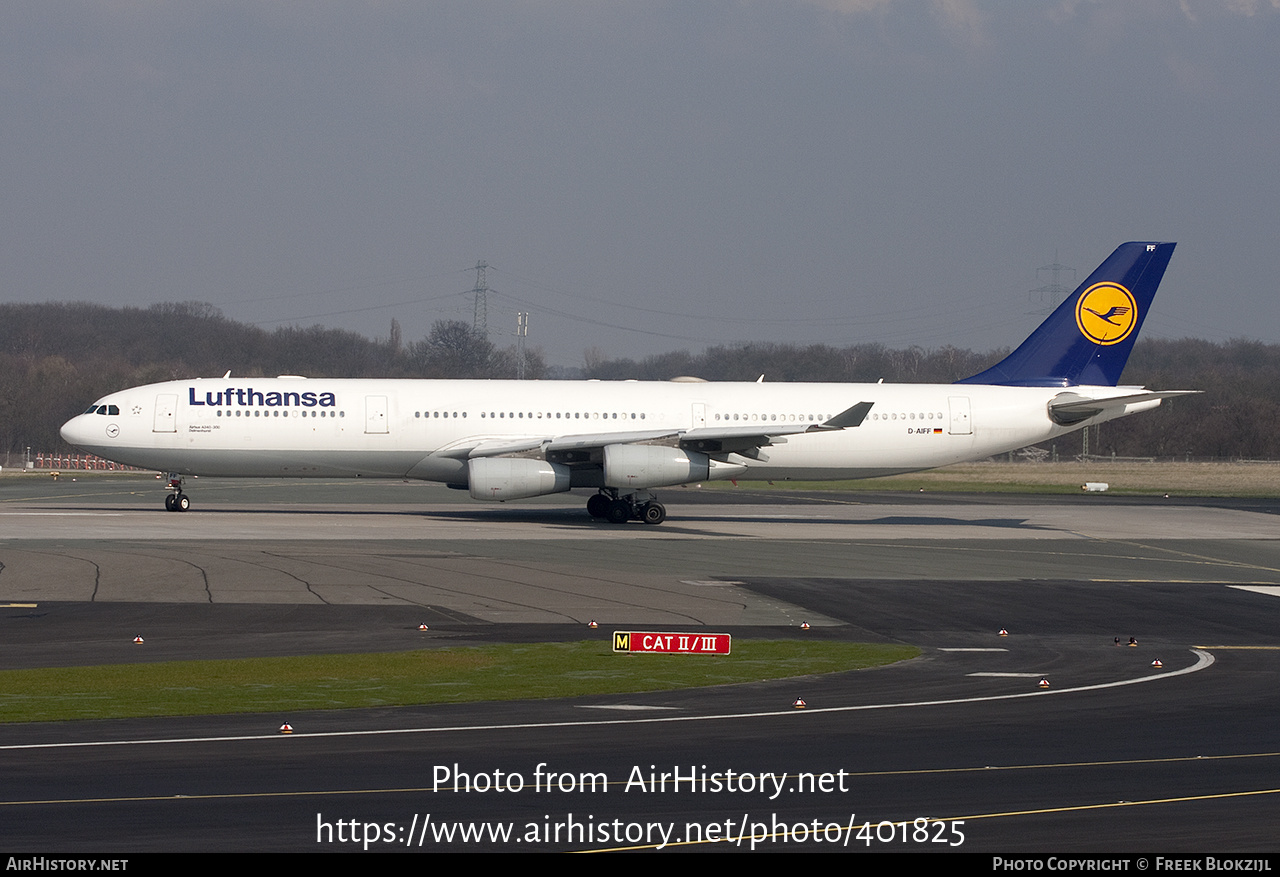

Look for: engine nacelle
[468,458,571,501]
[602,444,710,489]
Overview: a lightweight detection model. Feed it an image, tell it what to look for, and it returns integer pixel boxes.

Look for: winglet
[958,242,1175,388]
[813,401,874,431]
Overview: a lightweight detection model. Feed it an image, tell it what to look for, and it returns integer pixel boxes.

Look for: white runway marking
[1229,585,1280,598]
[0,512,123,517]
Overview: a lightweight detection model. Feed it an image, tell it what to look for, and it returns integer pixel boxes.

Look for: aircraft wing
[1048,390,1199,425]
[545,429,682,451]
[676,402,872,457]
[435,401,875,462]
[432,436,549,459]
[678,426,807,457]
[433,429,680,460]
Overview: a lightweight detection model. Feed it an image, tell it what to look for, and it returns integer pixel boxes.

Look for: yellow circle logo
[1075,282,1137,345]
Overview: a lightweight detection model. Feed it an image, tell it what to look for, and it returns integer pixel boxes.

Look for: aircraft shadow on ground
[40,503,1049,530]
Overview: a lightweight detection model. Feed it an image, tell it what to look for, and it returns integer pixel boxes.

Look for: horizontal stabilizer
[1048,390,1199,425]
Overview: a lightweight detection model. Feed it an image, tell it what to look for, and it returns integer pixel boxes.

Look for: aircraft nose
[61,414,88,446]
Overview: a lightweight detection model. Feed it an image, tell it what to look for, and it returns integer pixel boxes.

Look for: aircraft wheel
[176,494,190,512]
[586,494,611,518]
[606,499,631,524]
[164,494,177,512]
[640,502,666,525]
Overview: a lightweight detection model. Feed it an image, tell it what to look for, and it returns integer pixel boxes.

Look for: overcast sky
[2,1,1277,368]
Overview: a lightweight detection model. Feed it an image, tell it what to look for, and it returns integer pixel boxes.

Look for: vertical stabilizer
[957,242,1175,387]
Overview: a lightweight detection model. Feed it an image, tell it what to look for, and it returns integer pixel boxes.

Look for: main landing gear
[163,475,190,512]
[586,489,666,525]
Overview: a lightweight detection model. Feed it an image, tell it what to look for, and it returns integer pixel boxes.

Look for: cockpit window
[85,405,99,414]
[86,404,120,415]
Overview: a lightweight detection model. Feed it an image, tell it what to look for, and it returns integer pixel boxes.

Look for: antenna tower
[1029,251,1076,315]
[516,312,529,379]
[470,260,491,337]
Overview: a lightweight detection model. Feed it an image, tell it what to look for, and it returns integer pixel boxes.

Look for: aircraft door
[947,396,972,435]
[365,395,389,434]
[692,402,707,429]
[153,394,177,433]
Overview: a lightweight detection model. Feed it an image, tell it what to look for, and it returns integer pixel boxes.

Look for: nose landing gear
[164,475,190,512]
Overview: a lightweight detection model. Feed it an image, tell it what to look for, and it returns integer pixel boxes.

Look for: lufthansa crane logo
[1075,282,1137,346]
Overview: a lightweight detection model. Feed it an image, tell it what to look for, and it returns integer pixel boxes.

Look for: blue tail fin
[957,241,1175,387]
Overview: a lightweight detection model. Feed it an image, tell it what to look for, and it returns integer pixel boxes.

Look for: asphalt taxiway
[2,475,1279,852]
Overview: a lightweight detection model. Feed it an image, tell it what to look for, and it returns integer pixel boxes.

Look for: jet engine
[468,458,571,501]
[602,444,710,489]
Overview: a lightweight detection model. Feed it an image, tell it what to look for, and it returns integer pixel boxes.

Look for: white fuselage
[59,376,1157,486]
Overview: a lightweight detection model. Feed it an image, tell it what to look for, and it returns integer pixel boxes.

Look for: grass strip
[703,461,1280,496]
[0,640,918,723]
[705,478,1088,494]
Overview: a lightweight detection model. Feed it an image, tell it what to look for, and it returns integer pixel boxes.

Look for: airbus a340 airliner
[61,242,1192,524]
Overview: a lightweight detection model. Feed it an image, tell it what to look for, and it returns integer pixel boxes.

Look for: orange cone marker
[279,723,293,734]
[132,635,144,644]
[1038,677,1050,688]
[792,697,807,709]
